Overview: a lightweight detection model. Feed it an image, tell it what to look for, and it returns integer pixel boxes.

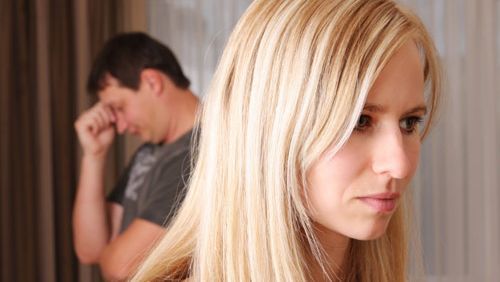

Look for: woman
[134,0,441,281]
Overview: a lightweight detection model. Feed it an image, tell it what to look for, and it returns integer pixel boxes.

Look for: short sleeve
[137,150,191,227]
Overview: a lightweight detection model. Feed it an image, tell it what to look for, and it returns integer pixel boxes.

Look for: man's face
[98,76,159,142]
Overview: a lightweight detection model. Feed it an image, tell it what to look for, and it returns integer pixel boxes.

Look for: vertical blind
[148,1,500,281]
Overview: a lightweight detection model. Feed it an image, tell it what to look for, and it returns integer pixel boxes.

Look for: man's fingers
[91,106,114,133]
[95,104,116,128]
[95,108,109,128]
[89,113,100,132]
[100,105,116,123]
[105,107,116,123]
[87,122,97,135]
[75,102,116,137]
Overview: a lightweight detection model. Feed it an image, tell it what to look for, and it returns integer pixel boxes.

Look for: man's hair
[86,32,190,94]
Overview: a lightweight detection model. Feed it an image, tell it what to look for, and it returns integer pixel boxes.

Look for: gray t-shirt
[107,130,192,233]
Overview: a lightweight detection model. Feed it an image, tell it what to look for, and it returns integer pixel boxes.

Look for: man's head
[86,32,191,143]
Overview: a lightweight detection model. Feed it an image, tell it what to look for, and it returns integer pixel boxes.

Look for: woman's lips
[357,192,400,213]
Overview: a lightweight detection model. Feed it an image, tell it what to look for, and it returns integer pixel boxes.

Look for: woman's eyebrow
[404,105,427,115]
[363,103,427,115]
[363,103,386,113]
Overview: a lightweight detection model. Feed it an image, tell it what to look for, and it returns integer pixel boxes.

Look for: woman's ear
[140,69,164,96]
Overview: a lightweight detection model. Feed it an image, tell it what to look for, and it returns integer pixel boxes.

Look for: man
[72,32,199,281]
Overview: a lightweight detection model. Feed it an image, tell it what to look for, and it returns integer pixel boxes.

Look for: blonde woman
[134,0,441,281]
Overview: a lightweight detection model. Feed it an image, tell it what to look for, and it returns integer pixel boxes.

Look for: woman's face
[307,41,426,241]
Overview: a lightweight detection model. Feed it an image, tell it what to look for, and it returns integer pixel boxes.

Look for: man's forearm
[72,155,111,263]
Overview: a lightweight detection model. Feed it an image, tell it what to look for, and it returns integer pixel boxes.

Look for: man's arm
[73,155,112,262]
[72,103,116,262]
[75,172,164,281]
[99,219,165,281]
[73,103,167,280]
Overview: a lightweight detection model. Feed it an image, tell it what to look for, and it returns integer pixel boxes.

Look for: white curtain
[148,0,252,96]
[148,1,500,281]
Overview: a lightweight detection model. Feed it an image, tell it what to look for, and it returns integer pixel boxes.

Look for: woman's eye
[400,116,423,134]
[355,115,372,131]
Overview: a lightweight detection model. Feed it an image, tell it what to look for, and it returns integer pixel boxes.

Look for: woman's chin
[345,220,391,241]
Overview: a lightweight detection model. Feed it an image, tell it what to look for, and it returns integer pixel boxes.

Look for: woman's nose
[371,129,413,179]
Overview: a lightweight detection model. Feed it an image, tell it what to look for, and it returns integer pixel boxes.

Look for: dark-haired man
[72,32,199,280]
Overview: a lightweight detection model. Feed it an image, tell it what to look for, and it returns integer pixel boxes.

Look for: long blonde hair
[133,0,441,281]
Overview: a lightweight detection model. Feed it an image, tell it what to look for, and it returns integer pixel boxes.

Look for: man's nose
[115,118,128,134]
[371,129,412,179]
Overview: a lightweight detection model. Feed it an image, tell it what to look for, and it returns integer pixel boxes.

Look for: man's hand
[75,102,116,158]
